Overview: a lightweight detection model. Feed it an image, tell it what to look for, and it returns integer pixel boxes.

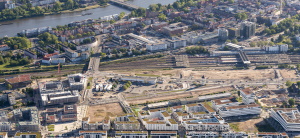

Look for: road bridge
[110,0,140,10]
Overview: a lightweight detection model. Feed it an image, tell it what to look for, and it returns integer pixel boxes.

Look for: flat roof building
[270,108,300,132]
[68,73,87,91]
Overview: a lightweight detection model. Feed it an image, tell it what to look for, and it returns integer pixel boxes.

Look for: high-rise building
[218,27,228,41]
[240,21,256,39]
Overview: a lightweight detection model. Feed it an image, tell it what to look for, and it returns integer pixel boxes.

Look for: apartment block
[114,114,140,131]
[14,107,39,132]
[79,131,107,138]
[115,131,148,138]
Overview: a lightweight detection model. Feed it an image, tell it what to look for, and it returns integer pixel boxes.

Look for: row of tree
[0,0,82,21]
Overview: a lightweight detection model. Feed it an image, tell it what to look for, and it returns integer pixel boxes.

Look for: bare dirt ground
[233,118,276,133]
[86,103,125,122]
[279,69,297,79]
[103,68,276,81]
[126,86,234,105]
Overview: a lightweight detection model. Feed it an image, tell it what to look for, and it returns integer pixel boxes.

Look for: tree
[119,12,125,19]
[297,81,300,88]
[228,0,234,4]
[231,39,238,44]
[7,84,12,90]
[288,98,295,107]
[250,42,256,47]
[286,80,293,87]
[158,13,167,21]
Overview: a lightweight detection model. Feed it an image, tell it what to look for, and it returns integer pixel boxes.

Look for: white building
[221,132,248,138]
[115,131,147,138]
[183,121,229,132]
[186,131,219,138]
[79,131,107,138]
[150,131,177,138]
[68,73,87,91]
[138,110,178,131]
[165,37,187,49]
[240,88,256,105]
[0,132,8,138]
[181,31,202,44]
[218,104,261,118]
[51,58,65,64]
[146,42,168,51]
[0,45,10,51]
[114,114,140,131]
[265,44,288,53]
[211,97,241,111]
[270,108,300,132]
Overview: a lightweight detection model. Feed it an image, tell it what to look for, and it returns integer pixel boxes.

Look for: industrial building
[5,74,32,89]
[68,73,87,91]
[270,108,300,132]
[38,81,79,106]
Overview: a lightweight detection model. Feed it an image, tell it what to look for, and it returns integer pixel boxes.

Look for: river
[0,0,176,37]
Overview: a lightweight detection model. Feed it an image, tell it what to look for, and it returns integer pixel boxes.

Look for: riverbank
[0,4,109,23]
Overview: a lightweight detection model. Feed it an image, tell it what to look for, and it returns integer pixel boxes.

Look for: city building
[21,27,52,37]
[115,131,148,138]
[0,112,10,132]
[181,31,202,44]
[14,132,41,138]
[0,132,8,138]
[228,27,240,39]
[211,97,240,111]
[138,109,178,130]
[257,132,288,138]
[221,132,248,138]
[82,116,110,130]
[5,74,32,89]
[150,131,177,138]
[265,44,288,53]
[146,41,168,51]
[0,44,10,51]
[68,73,87,91]
[114,114,140,131]
[240,88,256,105]
[79,131,107,138]
[270,108,300,132]
[165,37,187,49]
[14,107,39,131]
[218,104,261,119]
[162,23,186,36]
[24,50,37,59]
[218,27,229,41]
[186,131,219,138]
[38,81,80,106]
[240,21,256,38]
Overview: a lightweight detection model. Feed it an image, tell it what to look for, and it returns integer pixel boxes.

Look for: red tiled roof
[5,75,31,84]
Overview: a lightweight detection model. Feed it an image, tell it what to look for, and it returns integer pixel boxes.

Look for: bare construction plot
[86,103,125,122]
[279,69,297,79]
[126,86,235,105]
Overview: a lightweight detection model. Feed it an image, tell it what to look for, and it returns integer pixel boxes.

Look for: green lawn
[47,124,55,131]
[0,63,29,70]
[229,123,240,132]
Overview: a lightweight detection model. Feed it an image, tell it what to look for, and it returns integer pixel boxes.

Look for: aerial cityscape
[1,0,300,137]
